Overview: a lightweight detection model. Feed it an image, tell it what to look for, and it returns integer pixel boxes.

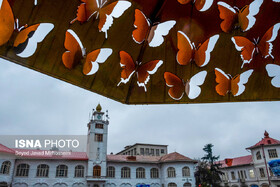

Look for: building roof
[246,131,280,149]
[218,155,253,168]
[107,152,196,163]
[0,144,15,154]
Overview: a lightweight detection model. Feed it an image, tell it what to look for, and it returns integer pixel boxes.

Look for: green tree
[195,144,222,187]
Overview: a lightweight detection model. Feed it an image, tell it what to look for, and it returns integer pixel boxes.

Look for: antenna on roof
[106,110,110,120]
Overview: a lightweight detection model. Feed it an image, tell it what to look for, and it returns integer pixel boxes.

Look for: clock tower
[87,104,109,178]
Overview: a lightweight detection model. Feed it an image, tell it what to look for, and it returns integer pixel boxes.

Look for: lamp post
[261,144,271,186]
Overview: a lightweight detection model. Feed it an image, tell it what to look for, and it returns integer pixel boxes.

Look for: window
[145,148,149,155]
[136,167,145,178]
[259,168,265,178]
[183,183,191,187]
[167,167,176,178]
[140,148,144,155]
[56,165,68,177]
[93,165,101,177]
[156,149,159,156]
[249,169,255,178]
[75,165,84,177]
[16,164,29,177]
[268,149,278,158]
[168,183,177,187]
[238,170,247,179]
[161,149,165,154]
[231,171,236,180]
[182,166,190,177]
[0,161,11,174]
[95,123,103,129]
[151,149,154,155]
[256,151,262,160]
[94,134,103,142]
[36,164,49,177]
[134,148,136,155]
[121,167,130,178]
[150,168,159,178]
[107,166,115,178]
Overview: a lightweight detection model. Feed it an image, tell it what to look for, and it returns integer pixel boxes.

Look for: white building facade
[219,131,280,187]
[0,105,196,187]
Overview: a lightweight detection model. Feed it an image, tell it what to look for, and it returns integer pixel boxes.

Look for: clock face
[97,114,101,120]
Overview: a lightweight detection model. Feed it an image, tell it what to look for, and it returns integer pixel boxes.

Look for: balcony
[86,176,106,182]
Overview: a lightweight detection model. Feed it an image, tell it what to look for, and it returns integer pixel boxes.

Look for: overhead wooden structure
[0,0,280,104]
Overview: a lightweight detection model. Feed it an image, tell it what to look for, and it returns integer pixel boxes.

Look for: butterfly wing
[231,69,253,96]
[137,60,163,91]
[176,31,193,66]
[217,2,237,33]
[71,0,98,24]
[231,36,255,68]
[83,48,112,75]
[14,23,54,58]
[266,64,280,88]
[99,0,131,38]
[118,51,136,86]
[195,0,214,12]
[214,68,231,96]
[177,0,191,5]
[62,29,85,69]
[194,34,219,67]
[132,9,150,44]
[148,20,176,47]
[238,0,263,32]
[187,71,207,99]
[164,72,185,100]
[0,0,14,46]
[258,23,280,59]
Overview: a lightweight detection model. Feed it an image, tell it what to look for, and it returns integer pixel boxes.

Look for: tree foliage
[195,144,223,187]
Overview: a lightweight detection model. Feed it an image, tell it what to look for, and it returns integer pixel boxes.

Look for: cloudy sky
[1,58,280,160]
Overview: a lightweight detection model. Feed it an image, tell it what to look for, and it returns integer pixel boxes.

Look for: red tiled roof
[218,155,252,168]
[12,148,88,160]
[247,131,280,149]
[107,152,196,163]
[160,152,195,162]
[0,144,15,154]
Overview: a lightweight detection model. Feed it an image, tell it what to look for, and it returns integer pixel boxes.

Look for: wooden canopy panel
[0,0,280,104]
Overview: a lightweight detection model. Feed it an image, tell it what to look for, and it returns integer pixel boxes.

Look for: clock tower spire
[87,104,109,179]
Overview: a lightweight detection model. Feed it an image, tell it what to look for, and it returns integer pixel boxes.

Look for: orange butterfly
[177,31,219,67]
[177,0,214,12]
[215,68,253,96]
[164,71,207,100]
[71,0,131,38]
[117,51,163,92]
[132,9,176,47]
[62,29,112,75]
[231,23,280,68]
[217,0,263,33]
[0,0,54,58]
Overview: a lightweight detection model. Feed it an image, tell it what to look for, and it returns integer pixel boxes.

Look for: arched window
[0,161,11,174]
[121,167,131,178]
[183,183,191,187]
[136,167,145,178]
[150,168,159,178]
[93,165,101,177]
[56,165,68,177]
[15,164,29,177]
[256,151,262,160]
[168,183,177,187]
[107,166,115,178]
[182,166,190,177]
[75,165,84,177]
[167,167,176,178]
[36,164,49,177]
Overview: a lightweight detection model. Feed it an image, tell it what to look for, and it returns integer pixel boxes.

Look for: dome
[96,103,102,112]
